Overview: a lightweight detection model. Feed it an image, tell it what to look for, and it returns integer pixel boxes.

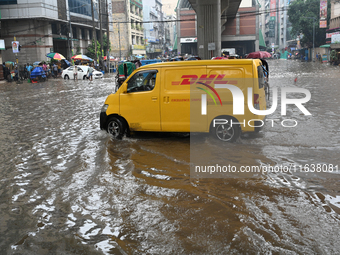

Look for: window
[81,29,86,39]
[51,23,58,34]
[127,70,158,93]
[68,0,93,18]
[0,0,17,5]
[72,27,77,39]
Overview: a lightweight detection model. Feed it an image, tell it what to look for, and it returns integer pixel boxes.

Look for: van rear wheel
[107,117,126,139]
[212,118,240,142]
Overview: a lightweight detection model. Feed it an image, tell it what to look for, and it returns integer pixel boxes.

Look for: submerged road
[0,60,339,254]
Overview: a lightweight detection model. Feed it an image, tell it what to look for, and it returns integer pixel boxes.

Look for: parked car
[185,56,201,61]
[61,65,103,80]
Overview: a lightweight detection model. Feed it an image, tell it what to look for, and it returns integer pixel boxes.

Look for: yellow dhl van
[100,59,268,142]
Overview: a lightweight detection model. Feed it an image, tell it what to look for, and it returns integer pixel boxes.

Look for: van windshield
[127,70,157,93]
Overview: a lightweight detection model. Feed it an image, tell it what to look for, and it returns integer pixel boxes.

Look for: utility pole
[306,17,316,62]
[91,0,97,65]
[106,0,110,73]
[119,23,122,60]
[99,0,104,68]
[313,18,315,62]
[68,6,73,59]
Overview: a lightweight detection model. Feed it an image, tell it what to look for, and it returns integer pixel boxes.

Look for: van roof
[137,59,262,70]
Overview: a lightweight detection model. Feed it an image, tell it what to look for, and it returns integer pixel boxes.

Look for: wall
[0,0,59,20]
[1,20,53,64]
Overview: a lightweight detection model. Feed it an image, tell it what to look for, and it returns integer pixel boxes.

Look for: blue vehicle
[140,59,161,66]
[30,66,47,82]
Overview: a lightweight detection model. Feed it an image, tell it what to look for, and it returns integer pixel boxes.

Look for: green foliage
[288,0,331,47]
[330,50,338,61]
[86,34,111,59]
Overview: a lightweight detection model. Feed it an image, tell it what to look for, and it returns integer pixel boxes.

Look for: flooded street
[0,60,340,254]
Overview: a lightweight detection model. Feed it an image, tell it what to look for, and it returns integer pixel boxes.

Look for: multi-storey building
[263,0,293,52]
[164,13,176,56]
[143,0,165,58]
[162,0,177,56]
[0,0,106,63]
[175,0,197,56]
[111,0,145,58]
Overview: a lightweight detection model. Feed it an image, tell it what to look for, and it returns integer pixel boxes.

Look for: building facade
[0,0,107,64]
[143,0,166,58]
[175,0,197,56]
[111,0,145,58]
[328,0,340,50]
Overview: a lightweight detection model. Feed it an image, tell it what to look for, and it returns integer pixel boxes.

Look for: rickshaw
[115,62,136,91]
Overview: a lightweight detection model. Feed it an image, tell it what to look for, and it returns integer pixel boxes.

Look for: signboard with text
[180,38,197,43]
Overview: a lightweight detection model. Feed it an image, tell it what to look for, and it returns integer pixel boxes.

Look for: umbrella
[260,51,271,58]
[246,51,271,59]
[104,56,115,61]
[71,54,93,61]
[46,52,65,60]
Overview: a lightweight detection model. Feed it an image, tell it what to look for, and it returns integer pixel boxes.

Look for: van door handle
[163,96,169,103]
[151,97,158,101]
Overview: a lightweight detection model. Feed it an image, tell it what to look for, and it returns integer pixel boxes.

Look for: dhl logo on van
[171,75,237,106]
[171,74,237,86]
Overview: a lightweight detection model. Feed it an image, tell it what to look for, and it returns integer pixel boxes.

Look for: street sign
[208,43,215,51]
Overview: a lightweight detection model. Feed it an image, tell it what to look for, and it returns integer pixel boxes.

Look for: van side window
[257,66,265,89]
[127,70,158,93]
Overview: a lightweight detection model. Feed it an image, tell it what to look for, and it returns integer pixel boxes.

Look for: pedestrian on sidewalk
[53,63,58,78]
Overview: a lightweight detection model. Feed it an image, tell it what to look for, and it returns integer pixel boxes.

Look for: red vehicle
[212,56,229,60]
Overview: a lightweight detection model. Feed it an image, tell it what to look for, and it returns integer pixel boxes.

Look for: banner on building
[12,41,19,53]
[319,0,327,28]
[270,0,276,17]
[331,34,340,44]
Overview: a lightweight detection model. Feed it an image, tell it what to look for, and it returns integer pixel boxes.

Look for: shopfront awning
[320,44,331,48]
[259,29,266,48]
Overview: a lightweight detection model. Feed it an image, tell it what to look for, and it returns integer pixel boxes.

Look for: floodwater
[0,61,339,254]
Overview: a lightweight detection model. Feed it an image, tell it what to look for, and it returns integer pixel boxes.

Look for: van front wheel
[212,118,240,142]
[107,117,126,139]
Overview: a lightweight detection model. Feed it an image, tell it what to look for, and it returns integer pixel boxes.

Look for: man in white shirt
[73,65,78,80]
[88,64,94,81]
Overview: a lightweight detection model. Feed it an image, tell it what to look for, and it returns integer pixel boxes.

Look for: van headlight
[101,104,109,112]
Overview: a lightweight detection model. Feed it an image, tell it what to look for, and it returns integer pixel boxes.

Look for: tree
[86,34,111,60]
[288,0,331,47]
